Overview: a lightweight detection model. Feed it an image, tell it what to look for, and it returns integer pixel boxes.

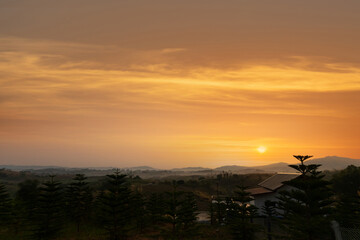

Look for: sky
[1,0,360,168]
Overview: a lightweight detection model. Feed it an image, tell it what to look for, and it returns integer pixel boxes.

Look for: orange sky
[0,0,359,168]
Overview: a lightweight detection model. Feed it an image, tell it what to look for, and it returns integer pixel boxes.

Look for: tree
[0,182,11,228]
[32,175,64,240]
[131,190,147,233]
[211,181,226,226]
[97,170,132,240]
[178,192,199,238]
[147,193,165,225]
[163,180,185,239]
[227,186,258,240]
[262,200,277,240]
[65,174,93,233]
[277,155,333,240]
[332,165,360,227]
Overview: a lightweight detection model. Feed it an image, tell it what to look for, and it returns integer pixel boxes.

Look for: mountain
[1,156,359,175]
[210,156,360,173]
[308,156,360,170]
[214,165,250,171]
[170,167,212,172]
[253,162,295,173]
[125,166,158,171]
[0,165,62,171]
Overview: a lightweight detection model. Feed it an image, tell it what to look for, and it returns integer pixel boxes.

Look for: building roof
[247,187,273,195]
[258,173,300,191]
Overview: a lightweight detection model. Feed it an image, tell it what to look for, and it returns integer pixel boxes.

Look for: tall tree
[277,155,333,240]
[32,175,64,240]
[65,174,93,233]
[227,186,258,240]
[131,190,147,233]
[332,165,360,227]
[147,193,165,225]
[262,200,277,240]
[97,170,132,240]
[163,180,185,239]
[0,182,12,229]
[178,192,199,238]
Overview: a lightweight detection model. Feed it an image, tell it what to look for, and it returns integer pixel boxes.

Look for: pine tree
[65,174,93,233]
[97,170,132,240]
[262,200,277,240]
[32,175,64,240]
[131,190,147,233]
[147,193,165,225]
[332,165,360,227]
[277,155,333,240]
[163,180,185,239]
[228,186,258,240]
[0,182,12,229]
[178,192,199,238]
[211,182,226,226]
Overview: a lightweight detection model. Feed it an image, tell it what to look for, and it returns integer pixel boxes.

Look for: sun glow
[257,146,267,154]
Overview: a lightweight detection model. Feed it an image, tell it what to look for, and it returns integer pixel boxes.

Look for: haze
[1,0,360,168]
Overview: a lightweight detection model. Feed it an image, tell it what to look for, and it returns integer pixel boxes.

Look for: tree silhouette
[147,192,166,225]
[228,186,258,240]
[332,165,360,227]
[65,174,93,233]
[163,180,185,239]
[97,170,132,240]
[32,175,64,240]
[277,155,333,240]
[0,182,11,230]
[262,200,277,240]
[131,190,147,233]
[178,192,199,238]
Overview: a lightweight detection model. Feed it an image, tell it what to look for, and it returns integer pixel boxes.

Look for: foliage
[227,186,259,240]
[178,192,199,238]
[97,169,132,240]
[332,165,360,227]
[277,155,333,240]
[65,174,93,233]
[262,200,277,240]
[31,175,64,240]
[0,182,12,227]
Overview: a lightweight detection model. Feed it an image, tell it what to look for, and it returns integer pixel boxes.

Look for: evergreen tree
[0,182,12,229]
[147,193,165,225]
[178,192,199,238]
[228,186,258,240]
[277,155,333,240]
[211,182,226,226]
[131,190,147,233]
[32,175,64,240]
[163,180,185,239]
[15,179,40,237]
[65,174,93,233]
[97,170,132,240]
[262,200,277,240]
[332,165,360,227]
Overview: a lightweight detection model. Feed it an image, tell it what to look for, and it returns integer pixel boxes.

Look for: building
[248,173,300,214]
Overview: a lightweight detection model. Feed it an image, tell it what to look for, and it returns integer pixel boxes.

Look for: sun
[257,146,267,153]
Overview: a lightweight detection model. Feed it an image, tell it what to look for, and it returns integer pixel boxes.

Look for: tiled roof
[247,187,273,195]
[258,173,300,191]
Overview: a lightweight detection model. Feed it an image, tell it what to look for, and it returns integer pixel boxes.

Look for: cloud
[0,36,360,167]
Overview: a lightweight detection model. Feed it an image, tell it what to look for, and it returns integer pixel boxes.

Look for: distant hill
[308,156,360,170]
[214,165,250,172]
[214,156,360,173]
[1,156,359,176]
[0,165,62,171]
[253,162,294,173]
[125,166,159,171]
[170,167,211,172]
